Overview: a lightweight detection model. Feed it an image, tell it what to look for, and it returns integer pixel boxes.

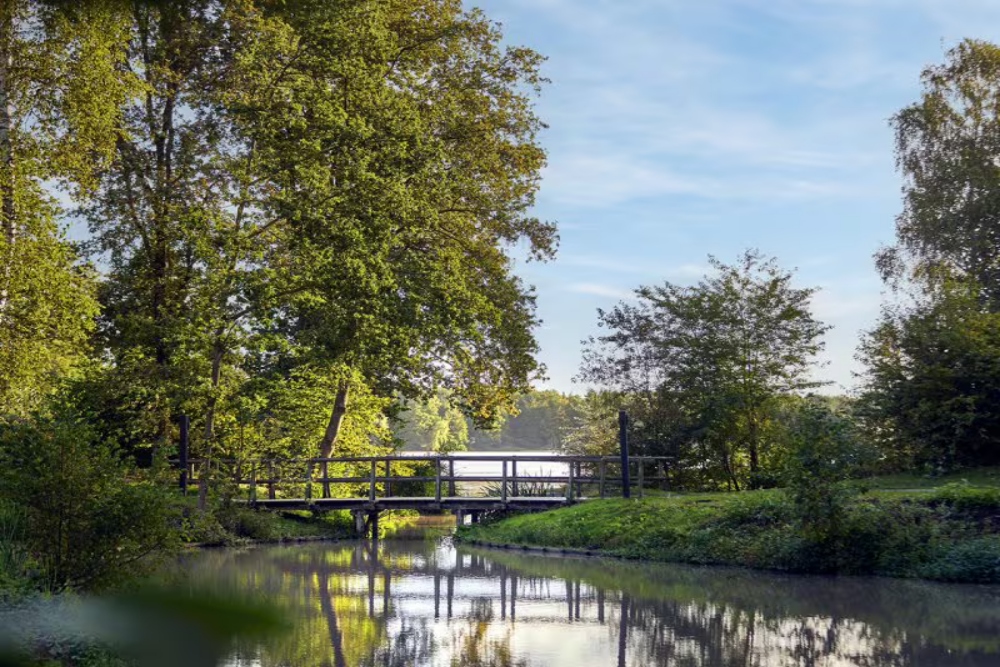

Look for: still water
[190,535,1000,667]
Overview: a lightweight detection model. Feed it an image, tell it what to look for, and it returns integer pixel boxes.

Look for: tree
[233,0,554,457]
[879,40,1000,306]
[0,1,129,415]
[858,280,1000,469]
[580,251,829,489]
[84,0,555,462]
[559,390,619,456]
[0,411,180,591]
[394,391,469,453]
[860,40,1000,470]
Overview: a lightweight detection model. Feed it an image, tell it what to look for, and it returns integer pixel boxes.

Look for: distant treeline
[394,390,585,452]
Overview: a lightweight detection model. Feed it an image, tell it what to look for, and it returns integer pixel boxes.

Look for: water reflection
[190,539,1000,667]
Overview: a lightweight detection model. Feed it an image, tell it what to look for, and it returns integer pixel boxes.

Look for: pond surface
[192,537,1000,667]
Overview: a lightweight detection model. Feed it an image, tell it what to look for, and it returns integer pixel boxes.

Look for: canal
[191,531,1000,667]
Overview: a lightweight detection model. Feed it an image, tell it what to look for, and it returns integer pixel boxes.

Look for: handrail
[183,454,674,507]
[186,454,672,464]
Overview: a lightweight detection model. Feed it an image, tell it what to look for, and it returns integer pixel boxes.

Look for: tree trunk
[747,408,760,489]
[0,3,16,315]
[318,383,350,458]
[203,341,224,443]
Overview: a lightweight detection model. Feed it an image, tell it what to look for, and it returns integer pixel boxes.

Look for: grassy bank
[183,505,446,546]
[184,505,355,546]
[457,484,1000,583]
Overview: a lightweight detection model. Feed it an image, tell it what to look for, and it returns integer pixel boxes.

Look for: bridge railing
[183,454,674,504]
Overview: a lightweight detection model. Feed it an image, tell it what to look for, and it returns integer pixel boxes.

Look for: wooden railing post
[435,457,442,503]
[502,460,508,504]
[599,458,607,499]
[385,460,391,497]
[370,459,377,502]
[567,461,575,502]
[512,460,518,497]
[637,458,644,498]
[448,459,455,497]
[267,461,276,500]
[322,460,330,499]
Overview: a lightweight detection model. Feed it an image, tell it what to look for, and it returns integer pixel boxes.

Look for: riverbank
[184,506,455,546]
[456,484,1000,583]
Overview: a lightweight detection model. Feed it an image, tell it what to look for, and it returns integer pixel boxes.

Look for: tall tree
[580,251,829,489]
[85,0,554,461]
[880,39,1000,306]
[861,40,1000,470]
[0,1,129,415]
[235,0,554,457]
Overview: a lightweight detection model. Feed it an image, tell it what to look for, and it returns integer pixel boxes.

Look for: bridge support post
[354,510,366,536]
[368,511,379,540]
[455,510,465,526]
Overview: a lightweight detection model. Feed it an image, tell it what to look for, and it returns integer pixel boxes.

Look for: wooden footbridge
[182,453,672,535]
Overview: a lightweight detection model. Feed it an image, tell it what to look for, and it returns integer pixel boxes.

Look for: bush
[783,401,870,546]
[215,505,281,542]
[931,483,1000,513]
[0,415,181,591]
[918,536,1000,583]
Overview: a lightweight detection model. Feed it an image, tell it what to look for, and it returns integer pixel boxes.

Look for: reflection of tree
[450,598,528,667]
[469,547,1000,667]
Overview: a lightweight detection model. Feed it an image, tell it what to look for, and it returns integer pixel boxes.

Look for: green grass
[458,483,1000,583]
[857,466,1000,490]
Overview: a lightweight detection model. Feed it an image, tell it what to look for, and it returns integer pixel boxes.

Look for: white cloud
[565,282,635,300]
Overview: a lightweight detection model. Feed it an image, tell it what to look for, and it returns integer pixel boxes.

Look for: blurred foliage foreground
[0,588,287,667]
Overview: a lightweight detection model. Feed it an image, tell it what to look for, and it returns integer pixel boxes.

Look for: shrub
[931,483,1000,513]
[215,505,281,542]
[0,415,181,591]
[783,401,869,546]
[918,536,1000,583]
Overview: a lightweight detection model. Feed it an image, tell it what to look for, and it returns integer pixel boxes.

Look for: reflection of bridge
[275,543,620,625]
[185,454,672,535]
[263,542,638,667]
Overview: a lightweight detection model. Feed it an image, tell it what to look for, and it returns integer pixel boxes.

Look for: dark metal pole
[619,410,631,499]
[178,415,189,494]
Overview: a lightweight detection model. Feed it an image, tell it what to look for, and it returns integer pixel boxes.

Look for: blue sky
[480,0,1000,395]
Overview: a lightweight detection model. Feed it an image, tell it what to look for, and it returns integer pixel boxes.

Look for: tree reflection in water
[189,539,1000,667]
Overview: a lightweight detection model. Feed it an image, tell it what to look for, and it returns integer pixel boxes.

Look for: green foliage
[0,414,180,592]
[859,281,1000,469]
[880,39,1000,304]
[930,482,1000,514]
[917,536,1000,583]
[0,501,30,598]
[74,0,555,462]
[394,391,469,453]
[782,400,873,544]
[579,250,830,490]
[862,40,1000,472]
[0,586,287,667]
